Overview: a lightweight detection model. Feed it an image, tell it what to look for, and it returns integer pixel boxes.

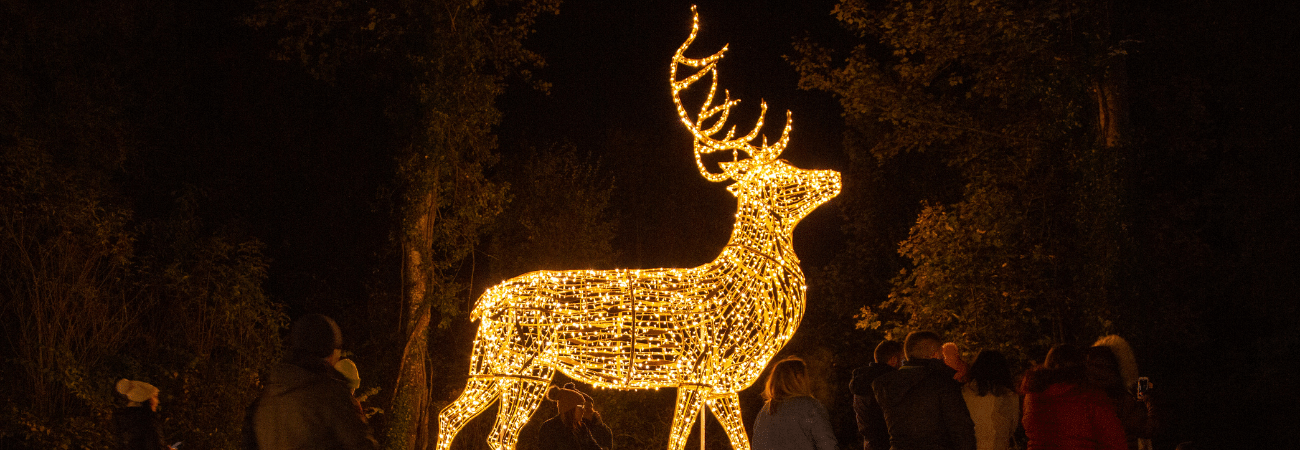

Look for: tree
[792,0,1133,359]
[246,1,560,447]
[1,2,286,448]
[482,141,617,282]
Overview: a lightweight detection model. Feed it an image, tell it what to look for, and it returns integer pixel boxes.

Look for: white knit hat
[116,379,159,403]
[334,359,360,393]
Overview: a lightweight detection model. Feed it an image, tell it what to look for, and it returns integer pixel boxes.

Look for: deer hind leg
[486,365,554,450]
[666,385,708,450]
[435,376,499,450]
[437,318,516,450]
[709,392,751,450]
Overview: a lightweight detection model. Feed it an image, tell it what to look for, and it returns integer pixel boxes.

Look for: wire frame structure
[435,7,842,450]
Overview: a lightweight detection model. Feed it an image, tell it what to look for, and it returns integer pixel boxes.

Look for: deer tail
[470,286,505,321]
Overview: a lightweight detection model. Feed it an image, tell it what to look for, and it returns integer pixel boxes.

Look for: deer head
[671,6,840,230]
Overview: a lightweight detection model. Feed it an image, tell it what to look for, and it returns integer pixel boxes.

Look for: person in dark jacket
[562,382,613,450]
[251,314,377,450]
[752,356,837,450]
[1087,337,1157,450]
[872,331,976,450]
[852,340,903,450]
[114,379,171,450]
[537,385,605,450]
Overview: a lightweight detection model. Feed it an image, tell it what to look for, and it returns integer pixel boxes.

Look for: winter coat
[961,383,1019,450]
[252,358,378,450]
[1109,391,1156,450]
[537,415,604,450]
[586,412,613,450]
[851,362,896,450]
[114,405,168,450]
[1021,372,1125,450]
[872,359,977,450]
[751,395,838,450]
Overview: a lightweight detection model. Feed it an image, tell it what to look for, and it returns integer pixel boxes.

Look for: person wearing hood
[871,331,976,450]
[1088,336,1157,450]
[114,379,171,450]
[251,314,377,450]
[1021,344,1125,450]
[537,385,605,450]
[851,340,903,450]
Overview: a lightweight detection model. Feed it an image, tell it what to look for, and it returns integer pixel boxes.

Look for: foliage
[0,142,285,450]
[0,142,139,449]
[0,1,286,448]
[484,141,618,282]
[793,0,1129,361]
[132,190,288,450]
[245,1,560,448]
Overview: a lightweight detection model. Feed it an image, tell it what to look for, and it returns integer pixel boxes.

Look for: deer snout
[814,169,842,202]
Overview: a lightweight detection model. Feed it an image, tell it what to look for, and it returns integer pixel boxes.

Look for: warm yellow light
[435,6,841,450]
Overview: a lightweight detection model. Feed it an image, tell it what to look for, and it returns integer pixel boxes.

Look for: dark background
[2,0,1298,449]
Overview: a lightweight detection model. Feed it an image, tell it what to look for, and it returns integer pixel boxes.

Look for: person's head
[903,331,943,362]
[874,340,904,368]
[116,379,160,412]
[289,314,343,364]
[563,382,597,420]
[546,385,587,429]
[1044,344,1085,371]
[762,356,813,412]
[967,350,1014,396]
[1025,344,1086,392]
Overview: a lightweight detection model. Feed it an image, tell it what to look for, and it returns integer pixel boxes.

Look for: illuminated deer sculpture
[435,8,841,450]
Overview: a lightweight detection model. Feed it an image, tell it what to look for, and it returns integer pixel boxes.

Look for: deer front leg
[486,371,553,450]
[667,385,707,450]
[708,392,751,450]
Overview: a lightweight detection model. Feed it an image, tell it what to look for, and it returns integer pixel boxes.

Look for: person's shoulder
[114,405,151,421]
[539,414,568,428]
[863,363,896,378]
[873,366,906,383]
[786,395,828,412]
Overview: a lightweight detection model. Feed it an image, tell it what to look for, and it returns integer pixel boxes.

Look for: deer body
[436,8,841,450]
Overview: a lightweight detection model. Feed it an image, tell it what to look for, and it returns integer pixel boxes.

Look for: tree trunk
[1094,0,1131,149]
[389,192,435,450]
[1094,58,1130,148]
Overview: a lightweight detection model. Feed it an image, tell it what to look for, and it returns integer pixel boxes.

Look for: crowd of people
[839,331,1162,450]
[111,316,1160,450]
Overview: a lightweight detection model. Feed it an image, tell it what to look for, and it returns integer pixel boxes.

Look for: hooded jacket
[871,359,976,450]
[851,362,896,450]
[1021,369,1125,450]
[252,358,377,450]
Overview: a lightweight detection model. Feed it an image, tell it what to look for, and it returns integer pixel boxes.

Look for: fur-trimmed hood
[1093,335,1139,390]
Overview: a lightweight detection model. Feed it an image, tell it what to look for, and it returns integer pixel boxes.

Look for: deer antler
[671,5,792,182]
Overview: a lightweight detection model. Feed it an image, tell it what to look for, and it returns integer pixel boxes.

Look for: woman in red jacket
[1021,345,1126,450]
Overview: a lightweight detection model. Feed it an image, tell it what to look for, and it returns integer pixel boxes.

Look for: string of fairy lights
[435,6,841,450]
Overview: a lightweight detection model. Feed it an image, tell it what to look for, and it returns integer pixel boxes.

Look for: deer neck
[723,206,799,273]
